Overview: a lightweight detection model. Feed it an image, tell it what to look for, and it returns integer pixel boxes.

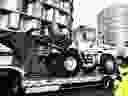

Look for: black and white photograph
[0,0,128,96]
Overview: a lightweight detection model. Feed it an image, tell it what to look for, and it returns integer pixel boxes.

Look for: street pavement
[25,70,113,96]
[27,87,112,96]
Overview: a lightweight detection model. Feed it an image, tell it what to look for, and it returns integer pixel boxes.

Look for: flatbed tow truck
[0,1,126,95]
[0,43,111,95]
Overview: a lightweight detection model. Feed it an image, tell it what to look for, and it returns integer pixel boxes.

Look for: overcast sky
[72,0,128,28]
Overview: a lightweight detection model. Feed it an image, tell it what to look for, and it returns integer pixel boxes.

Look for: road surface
[27,87,112,96]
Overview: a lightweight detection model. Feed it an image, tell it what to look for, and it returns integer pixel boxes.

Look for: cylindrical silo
[98,4,128,48]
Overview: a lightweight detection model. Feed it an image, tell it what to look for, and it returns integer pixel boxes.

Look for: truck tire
[63,48,80,77]
[116,56,125,65]
[45,49,80,77]
[100,54,117,74]
[125,56,128,64]
[45,53,62,76]
[45,53,71,77]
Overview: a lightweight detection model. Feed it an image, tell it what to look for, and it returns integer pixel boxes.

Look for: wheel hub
[64,57,77,71]
[105,60,114,70]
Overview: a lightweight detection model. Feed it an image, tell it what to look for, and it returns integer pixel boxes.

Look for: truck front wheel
[62,48,80,77]
[45,48,80,77]
[100,54,117,74]
[64,54,80,77]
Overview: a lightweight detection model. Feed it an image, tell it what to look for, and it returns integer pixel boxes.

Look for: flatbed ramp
[24,74,103,94]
